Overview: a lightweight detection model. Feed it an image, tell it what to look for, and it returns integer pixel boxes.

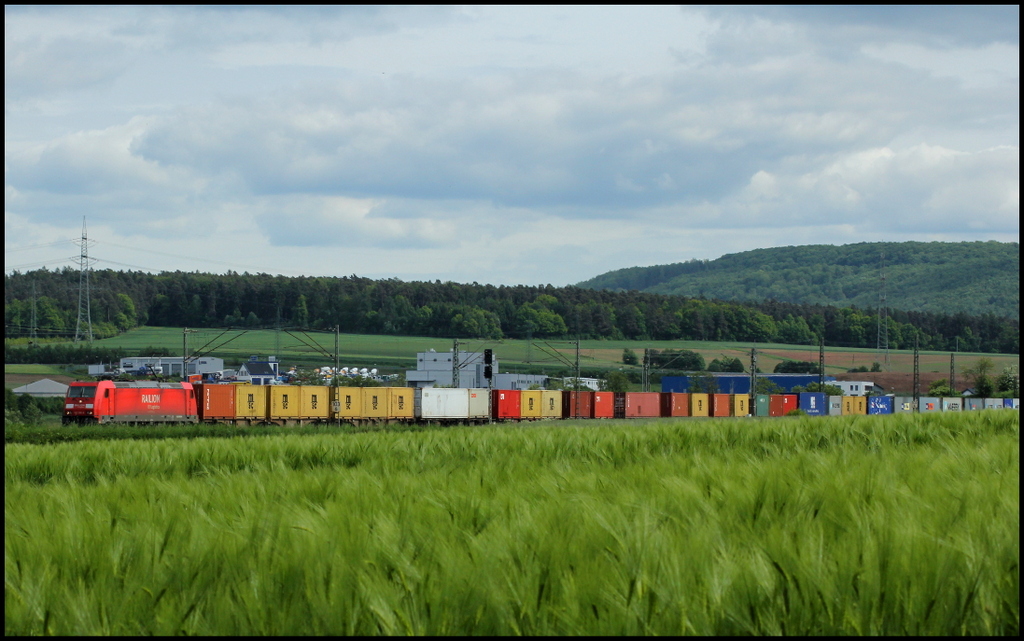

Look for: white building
[550,377,601,391]
[235,361,279,385]
[834,380,880,396]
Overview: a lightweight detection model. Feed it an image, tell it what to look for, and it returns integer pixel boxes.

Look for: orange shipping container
[562,392,592,419]
[660,392,689,417]
[196,383,236,421]
[592,392,615,418]
[710,393,732,417]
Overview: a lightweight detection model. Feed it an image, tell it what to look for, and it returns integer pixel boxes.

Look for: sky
[5,6,1019,287]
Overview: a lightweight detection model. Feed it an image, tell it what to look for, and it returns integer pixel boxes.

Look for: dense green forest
[577,241,1019,320]
[4,264,1019,356]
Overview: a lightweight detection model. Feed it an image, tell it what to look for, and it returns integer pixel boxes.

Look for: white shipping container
[415,388,469,420]
[827,395,843,415]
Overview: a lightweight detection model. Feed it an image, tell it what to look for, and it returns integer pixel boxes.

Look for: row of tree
[5,268,1019,354]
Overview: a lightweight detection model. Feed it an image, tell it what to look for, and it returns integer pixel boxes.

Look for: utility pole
[182,328,198,380]
[574,340,580,385]
[818,337,825,390]
[30,280,38,343]
[876,251,889,368]
[749,348,757,400]
[913,336,920,410]
[452,338,460,388]
[949,353,956,395]
[574,339,581,418]
[642,348,650,392]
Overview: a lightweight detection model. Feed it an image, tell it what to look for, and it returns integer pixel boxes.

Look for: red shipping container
[491,389,522,420]
[624,392,661,418]
[660,392,689,417]
[710,393,732,417]
[195,383,236,421]
[592,392,615,418]
[562,391,593,418]
[768,395,799,417]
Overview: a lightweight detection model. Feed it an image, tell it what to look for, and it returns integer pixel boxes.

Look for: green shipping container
[754,394,770,417]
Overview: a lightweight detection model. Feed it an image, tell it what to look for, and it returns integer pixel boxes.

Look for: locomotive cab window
[68,386,98,398]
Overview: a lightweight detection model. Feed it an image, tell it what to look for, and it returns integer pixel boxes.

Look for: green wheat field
[5,412,1019,635]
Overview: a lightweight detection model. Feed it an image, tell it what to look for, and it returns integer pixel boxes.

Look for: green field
[5,412,1019,635]
[85,326,1019,378]
[4,364,71,376]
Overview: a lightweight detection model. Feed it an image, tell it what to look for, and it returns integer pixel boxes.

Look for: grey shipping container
[893,396,915,413]
[941,397,962,411]
[918,397,940,412]
[828,395,843,415]
[983,398,1004,409]
[467,389,490,421]
[964,397,985,411]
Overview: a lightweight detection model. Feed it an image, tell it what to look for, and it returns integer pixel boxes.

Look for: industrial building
[117,356,225,377]
[406,349,494,388]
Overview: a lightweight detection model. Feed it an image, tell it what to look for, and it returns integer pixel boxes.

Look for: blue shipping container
[868,396,893,415]
[798,393,826,416]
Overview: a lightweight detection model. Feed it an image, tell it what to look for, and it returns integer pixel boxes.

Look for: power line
[4,239,76,254]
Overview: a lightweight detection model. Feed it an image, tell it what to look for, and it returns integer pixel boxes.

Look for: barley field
[5,412,1019,635]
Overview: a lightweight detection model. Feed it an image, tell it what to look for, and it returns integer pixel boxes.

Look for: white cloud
[4,6,1019,286]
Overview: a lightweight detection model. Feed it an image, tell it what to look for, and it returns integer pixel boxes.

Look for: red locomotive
[63,380,199,425]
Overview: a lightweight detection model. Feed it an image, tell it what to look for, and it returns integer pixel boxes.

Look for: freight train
[61,380,1019,425]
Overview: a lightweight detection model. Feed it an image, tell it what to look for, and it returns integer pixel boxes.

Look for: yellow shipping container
[841,396,868,415]
[268,386,299,421]
[333,387,363,420]
[386,387,414,420]
[235,385,268,422]
[361,388,389,419]
[301,386,330,421]
[731,394,749,416]
[521,390,543,419]
[690,393,710,417]
[540,390,562,418]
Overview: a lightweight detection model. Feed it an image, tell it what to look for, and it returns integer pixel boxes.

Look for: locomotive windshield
[67,386,98,398]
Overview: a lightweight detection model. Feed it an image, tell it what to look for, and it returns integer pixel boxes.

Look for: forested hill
[4,264,1020,355]
[577,241,1019,320]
